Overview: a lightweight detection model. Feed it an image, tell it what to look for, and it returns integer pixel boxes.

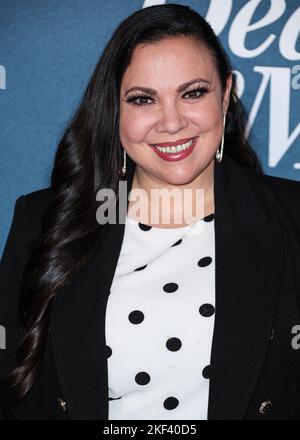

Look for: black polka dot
[163,397,179,410]
[134,264,147,272]
[202,365,212,379]
[163,282,179,293]
[128,310,144,324]
[138,222,152,231]
[106,345,112,358]
[203,213,215,222]
[171,239,182,247]
[198,256,212,267]
[135,372,151,385]
[166,337,182,351]
[199,303,215,317]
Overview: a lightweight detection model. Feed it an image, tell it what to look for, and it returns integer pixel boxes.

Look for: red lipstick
[149,137,198,162]
[150,137,194,147]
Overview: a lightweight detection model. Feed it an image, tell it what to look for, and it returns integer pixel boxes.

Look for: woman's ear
[223,73,232,114]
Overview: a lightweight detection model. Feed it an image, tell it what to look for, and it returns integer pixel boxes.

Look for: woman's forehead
[121,38,217,88]
[130,37,213,65]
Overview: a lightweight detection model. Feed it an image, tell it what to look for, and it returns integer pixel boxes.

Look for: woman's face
[119,36,232,187]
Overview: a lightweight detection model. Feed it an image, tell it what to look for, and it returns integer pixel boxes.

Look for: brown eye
[184,86,209,99]
[125,94,153,106]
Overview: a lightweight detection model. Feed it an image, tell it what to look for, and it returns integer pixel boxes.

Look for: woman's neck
[127,160,215,228]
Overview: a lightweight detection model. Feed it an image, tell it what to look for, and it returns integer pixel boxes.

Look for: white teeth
[155,139,194,153]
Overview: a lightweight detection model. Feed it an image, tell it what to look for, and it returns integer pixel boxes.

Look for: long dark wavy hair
[0,3,262,416]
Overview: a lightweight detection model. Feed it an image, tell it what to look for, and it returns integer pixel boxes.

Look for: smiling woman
[0,3,300,421]
[119,35,232,226]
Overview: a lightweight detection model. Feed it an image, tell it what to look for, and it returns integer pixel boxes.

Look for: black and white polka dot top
[105,212,215,420]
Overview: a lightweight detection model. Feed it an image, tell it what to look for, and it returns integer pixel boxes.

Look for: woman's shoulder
[21,186,52,209]
[9,187,52,247]
[244,166,300,198]
[254,172,300,207]
[244,168,300,226]
[259,173,300,196]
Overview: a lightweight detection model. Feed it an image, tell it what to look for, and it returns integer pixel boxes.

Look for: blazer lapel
[207,156,284,419]
[51,154,284,420]
[51,157,136,420]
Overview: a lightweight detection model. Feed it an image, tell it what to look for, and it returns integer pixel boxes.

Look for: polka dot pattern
[163,397,179,410]
[138,222,152,231]
[199,304,215,317]
[163,282,179,293]
[198,256,212,267]
[106,345,112,358]
[134,264,147,272]
[166,337,182,351]
[203,213,215,222]
[106,212,215,419]
[135,372,151,385]
[171,239,182,247]
[128,310,144,324]
[202,365,212,379]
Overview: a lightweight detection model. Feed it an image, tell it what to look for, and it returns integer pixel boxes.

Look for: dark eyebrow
[124,77,211,96]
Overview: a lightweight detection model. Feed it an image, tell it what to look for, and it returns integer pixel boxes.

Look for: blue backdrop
[1,0,299,254]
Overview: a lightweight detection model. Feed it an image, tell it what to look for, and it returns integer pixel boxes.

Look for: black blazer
[1,154,300,420]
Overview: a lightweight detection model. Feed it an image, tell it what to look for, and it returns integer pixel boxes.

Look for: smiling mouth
[150,137,195,153]
[149,137,198,162]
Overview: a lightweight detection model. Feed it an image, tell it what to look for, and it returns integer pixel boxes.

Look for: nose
[155,101,188,134]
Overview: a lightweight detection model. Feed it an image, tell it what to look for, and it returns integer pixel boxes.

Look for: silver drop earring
[121,149,127,176]
[215,112,226,163]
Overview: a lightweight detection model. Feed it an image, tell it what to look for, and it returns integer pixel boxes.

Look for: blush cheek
[120,112,153,146]
[196,111,223,145]
[191,117,223,163]
[196,107,220,130]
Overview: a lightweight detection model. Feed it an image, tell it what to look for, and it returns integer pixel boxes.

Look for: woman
[0,4,300,420]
